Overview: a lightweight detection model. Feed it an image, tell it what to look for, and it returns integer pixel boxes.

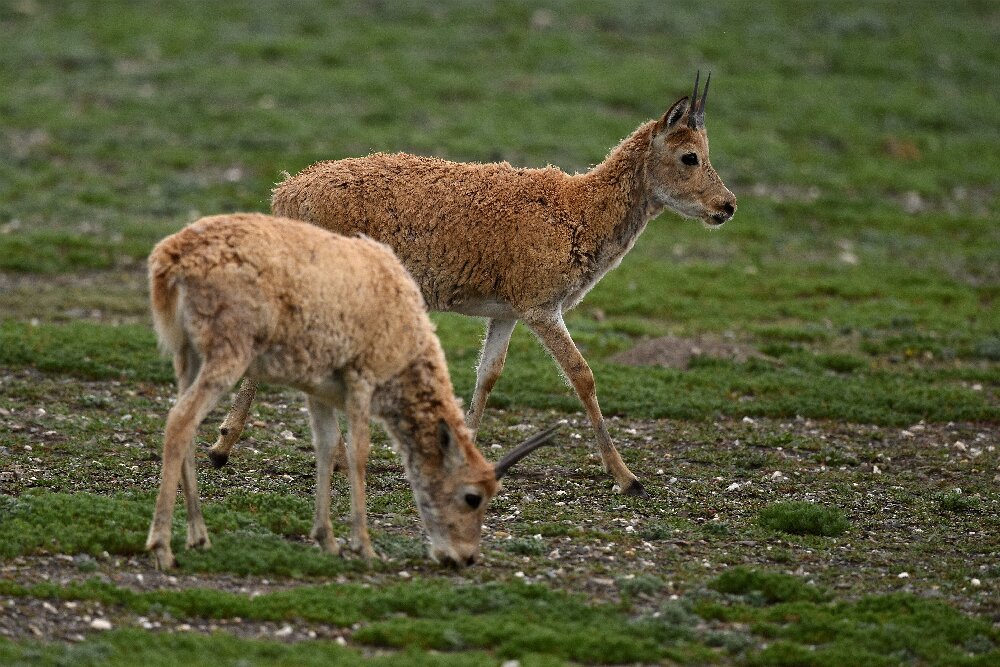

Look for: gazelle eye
[681,152,699,166]
[464,493,483,509]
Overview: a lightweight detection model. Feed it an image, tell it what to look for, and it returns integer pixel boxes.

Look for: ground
[1,367,998,664]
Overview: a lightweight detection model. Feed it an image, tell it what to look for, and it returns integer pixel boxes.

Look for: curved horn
[494,424,561,480]
[696,72,710,127]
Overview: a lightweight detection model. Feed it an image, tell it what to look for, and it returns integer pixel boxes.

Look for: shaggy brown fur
[214,83,736,497]
[146,213,507,569]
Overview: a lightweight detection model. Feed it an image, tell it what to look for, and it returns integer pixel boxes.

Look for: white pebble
[971,578,982,587]
[89,619,112,631]
[897,572,909,579]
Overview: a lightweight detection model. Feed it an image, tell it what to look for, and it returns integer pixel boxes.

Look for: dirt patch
[609,334,770,370]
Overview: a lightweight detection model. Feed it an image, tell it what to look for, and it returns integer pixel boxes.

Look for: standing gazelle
[212,73,735,497]
[145,214,555,569]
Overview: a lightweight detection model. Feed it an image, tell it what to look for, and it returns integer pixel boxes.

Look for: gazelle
[145,213,556,569]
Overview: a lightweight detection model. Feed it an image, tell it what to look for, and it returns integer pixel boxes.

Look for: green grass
[1,0,998,428]
[757,501,850,537]
[0,631,507,667]
[1,569,997,666]
[1,317,996,425]
[709,567,829,605]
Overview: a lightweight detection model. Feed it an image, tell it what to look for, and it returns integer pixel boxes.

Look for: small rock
[897,572,909,579]
[335,636,347,646]
[90,619,112,631]
[274,625,293,637]
[280,430,296,441]
[971,578,982,587]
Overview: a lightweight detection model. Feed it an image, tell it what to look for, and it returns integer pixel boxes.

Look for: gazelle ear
[657,96,690,133]
[437,419,466,468]
[438,419,454,452]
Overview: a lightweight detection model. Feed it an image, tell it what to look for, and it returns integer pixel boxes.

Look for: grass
[1,317,996,425]
[1,567,997,665]
[757,501,850,537]
[1,0,998,663]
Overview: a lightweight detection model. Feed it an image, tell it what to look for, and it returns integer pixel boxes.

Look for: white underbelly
[451,296,520,320]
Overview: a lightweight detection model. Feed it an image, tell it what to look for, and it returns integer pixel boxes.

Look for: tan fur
[145,213,499,569]
[215,91,736,496]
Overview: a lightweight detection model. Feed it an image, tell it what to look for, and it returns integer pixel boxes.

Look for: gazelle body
[213,74,735,496]
[145,213,553,569]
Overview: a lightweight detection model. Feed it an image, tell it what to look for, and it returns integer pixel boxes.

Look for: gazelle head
[646,72,737,227]
[406,420,559,567]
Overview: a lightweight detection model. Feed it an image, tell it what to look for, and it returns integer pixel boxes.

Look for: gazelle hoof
[207,449,229,469]
[622,479,649,498]
[149,546,177,571]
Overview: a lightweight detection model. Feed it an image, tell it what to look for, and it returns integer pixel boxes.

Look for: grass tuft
[757,501,849,537]
[709,567,829,605]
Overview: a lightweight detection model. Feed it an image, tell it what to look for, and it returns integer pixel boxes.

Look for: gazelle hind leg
[524,312,647,497]
[208,377,258,468]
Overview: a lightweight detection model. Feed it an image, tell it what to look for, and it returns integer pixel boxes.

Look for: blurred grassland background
[0,0,997,424]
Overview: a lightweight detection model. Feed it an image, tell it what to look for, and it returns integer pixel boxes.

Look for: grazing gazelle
[145,213,556,569]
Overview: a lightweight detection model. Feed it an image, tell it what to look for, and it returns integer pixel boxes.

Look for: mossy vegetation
[757,501,850,537]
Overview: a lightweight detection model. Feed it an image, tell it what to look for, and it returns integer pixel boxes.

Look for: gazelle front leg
[524,310,647,497]
[343,379,377,561]
[306,395,342,555]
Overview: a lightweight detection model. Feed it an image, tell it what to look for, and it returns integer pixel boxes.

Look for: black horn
[688,70,710,129]
[494,424,561,480]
